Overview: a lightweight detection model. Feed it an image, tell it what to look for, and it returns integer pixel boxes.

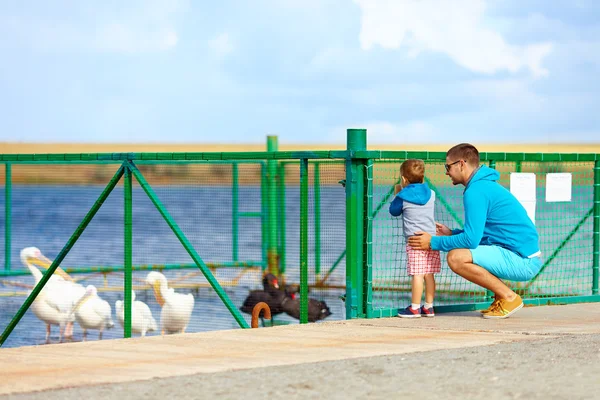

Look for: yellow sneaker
[480,298,499,314]
[482,295,523,319]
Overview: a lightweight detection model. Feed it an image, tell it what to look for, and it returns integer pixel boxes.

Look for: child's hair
[400,159,425,184]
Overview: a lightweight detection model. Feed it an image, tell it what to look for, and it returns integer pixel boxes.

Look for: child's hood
[397,183,432,205]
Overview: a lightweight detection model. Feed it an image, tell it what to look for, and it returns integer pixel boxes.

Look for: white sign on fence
[510,172,536,224]
[545,173,572,202]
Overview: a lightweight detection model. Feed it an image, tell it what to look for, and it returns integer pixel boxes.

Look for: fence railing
[0,130,598,348]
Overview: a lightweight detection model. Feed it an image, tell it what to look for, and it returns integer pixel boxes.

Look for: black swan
[240,273,292,317]
[281,297,332,323]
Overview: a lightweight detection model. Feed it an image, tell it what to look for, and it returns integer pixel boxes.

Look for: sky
[0,0,599,145]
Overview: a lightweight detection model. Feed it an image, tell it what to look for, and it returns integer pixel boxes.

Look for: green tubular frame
[1,161,252,346]
[4,163,10,272]
[267,136,279,276]
[365,159,374,318]
[124,164,133,338]
[0,261,264,278]
[261,164,268,271]
[593,160,600,295]
[1,165,126,346]
[127,162,248,329]
[314,162,321,277]
[277,162,286,275]
[300,158,309,323]
[486,160,496,302]
[345,129,367,318]
[232,162,239,262]
[1,135,600,344]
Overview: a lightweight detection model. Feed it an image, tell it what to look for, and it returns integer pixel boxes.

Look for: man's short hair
[446,143,480,167]
[400,159,425,184]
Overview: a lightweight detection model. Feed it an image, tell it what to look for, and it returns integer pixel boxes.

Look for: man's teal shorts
[470,245,542,281]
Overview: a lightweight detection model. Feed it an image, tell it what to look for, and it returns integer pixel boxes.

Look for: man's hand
[407,231,432,250]
[393,184,402,195]
[435,223,452,236]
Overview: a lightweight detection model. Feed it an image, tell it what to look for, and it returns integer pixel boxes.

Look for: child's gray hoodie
[389,183,436,239]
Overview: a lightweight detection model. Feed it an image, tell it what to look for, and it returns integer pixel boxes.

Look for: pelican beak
[152,281,165,307]
[30,255,74,282]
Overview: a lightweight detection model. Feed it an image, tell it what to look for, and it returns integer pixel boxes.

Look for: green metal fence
[0,144,349,347]
[344,129,600,317]
[0,129,599,348]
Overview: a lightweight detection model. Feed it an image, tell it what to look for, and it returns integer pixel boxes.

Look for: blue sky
[1,0,599,144]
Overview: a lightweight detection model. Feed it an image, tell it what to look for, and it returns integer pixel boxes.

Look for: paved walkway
[1,303,599,396]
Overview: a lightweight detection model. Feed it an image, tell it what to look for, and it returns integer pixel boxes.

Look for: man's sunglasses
[444,160,462,172]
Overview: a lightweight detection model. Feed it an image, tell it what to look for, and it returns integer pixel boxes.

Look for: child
[389,159,441,318]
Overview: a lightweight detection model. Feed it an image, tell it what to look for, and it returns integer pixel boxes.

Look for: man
[407,143,542,319]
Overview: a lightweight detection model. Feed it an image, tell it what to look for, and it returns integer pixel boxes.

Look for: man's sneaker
[482,295,523,319]
[480,299,500,314]
[397,306,421,318]
[420,306,435,317]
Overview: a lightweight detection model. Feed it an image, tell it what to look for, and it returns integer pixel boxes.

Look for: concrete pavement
[1,302,599,396]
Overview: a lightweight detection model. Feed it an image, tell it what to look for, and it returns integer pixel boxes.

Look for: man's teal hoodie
[430,165,540,258]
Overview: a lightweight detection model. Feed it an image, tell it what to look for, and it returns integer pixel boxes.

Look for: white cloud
[354,0,553,78]
[209,33,234,56]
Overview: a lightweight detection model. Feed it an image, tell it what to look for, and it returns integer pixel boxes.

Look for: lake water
[0,183,595,348]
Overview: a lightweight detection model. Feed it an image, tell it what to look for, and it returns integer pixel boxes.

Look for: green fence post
[278,162,287,275]
[4,163,11,272]
[261,164,267,271]
[365,159,374,318]
[124,163,133,338]
[593,160,600,295]
[345,128,367,318]
[300,158,309,323]
[314,162,321,278]
[267,136,279,277]
[232,162,239,262]
[486,160,496,302]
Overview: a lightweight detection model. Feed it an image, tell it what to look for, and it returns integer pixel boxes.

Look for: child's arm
[435,222,453,236]
[389,185,404,216]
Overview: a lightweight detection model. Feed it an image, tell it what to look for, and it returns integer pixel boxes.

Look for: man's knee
[447,249,472,272]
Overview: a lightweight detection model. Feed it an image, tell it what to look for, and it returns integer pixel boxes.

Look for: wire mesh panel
[496,161,595,299]
[0,163,125,347]
[0,161,269,346]
[0,149,597,348]
[370,157,597,315]
[130,161,265,334]
[278,160,345,324]
[0,157,345,348]
[370,159,473,312]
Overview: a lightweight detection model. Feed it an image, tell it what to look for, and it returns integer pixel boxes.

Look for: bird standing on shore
[71,285,114,341]
[146,271,194,335]
[115,290,158,337]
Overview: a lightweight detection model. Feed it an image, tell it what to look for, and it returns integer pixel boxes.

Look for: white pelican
[20,247,73,282]
[20,247,86,340]
[145,271,194,335]
[115,291,158,337]
[20,247,74,343]
[71,285,114,341]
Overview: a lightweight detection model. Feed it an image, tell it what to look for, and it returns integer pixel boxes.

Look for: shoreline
[2,142,600,154]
